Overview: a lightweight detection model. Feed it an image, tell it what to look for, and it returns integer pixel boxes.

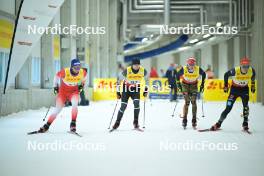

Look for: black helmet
[132,58,140,65]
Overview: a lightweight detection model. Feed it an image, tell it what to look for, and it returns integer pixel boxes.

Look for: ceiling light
[142,38,148,42]
[189,39,199,44]
[178,46,191,52]
[216,22,222,27]
[196,41,206,46]
[203,34,211,38]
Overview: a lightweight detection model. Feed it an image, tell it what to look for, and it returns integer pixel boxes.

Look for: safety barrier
[93,78,257,102]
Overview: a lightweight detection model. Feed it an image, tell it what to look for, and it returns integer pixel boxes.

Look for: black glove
[177,82,182,92]
[117,92,121,99]
[78,84,83,92]
[200,83,204,93]
[251,85,255,93]
[143,87,148,97]
[53,87,59,95]
[223,86,229,93]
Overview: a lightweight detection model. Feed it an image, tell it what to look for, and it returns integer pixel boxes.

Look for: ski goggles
[241,65,250,69]
[72,65,81,71]
[187,63,195,67]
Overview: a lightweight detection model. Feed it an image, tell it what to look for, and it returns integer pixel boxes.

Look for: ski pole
[42,106,51,121]
[171,101,178,117]
[143,99,146,128]
[43,97,57,121]
[201,93,205,117]
[251,92,255,104]
[108,100,119,129]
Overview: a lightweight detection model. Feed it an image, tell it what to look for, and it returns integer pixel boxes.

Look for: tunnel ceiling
[123,0,252,56]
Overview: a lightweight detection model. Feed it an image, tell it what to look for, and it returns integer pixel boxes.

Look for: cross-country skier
[37,58,87,133]
[210,57,256,132]
[165,63,178,102]
[176,57,206,129]
[111,58,148,131]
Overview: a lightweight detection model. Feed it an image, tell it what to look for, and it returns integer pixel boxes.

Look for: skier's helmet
[186,57,196,66]
[71,58,81,71]
[240,57,250,66]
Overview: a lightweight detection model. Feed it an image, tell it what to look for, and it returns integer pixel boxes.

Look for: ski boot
[112,120,120,130]
[38,123,50,133]
[133,119,144,132]
[192,118,197,129]
[210,121,221,131]
[109,121,120,132]
[70,120,76,132]
[182,118,187,129]
[133,120,139,129]
[242,121,249,131]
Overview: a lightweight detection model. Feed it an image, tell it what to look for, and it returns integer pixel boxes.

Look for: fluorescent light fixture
[189,39,199,44]
[141,24,163,29]
[178,46,191,52]
[142,37,148,42]
[203,34,211,38]
[196,41,206,46]
[216,22,222,27]
[208,36,217,41]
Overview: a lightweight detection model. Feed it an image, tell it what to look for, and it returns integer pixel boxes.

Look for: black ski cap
[132,58,140,65]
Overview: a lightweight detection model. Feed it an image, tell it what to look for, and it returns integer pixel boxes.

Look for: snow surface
[0,100,264,176]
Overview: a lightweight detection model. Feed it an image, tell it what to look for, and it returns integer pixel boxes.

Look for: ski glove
[117,92,121,99]
[177,82,183,92]
[223,86,229,93]
[53,87,59,95]
[200,83,204,93]
[143,87,148,97]
[251,85,255,93]
[78,84,83,92]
